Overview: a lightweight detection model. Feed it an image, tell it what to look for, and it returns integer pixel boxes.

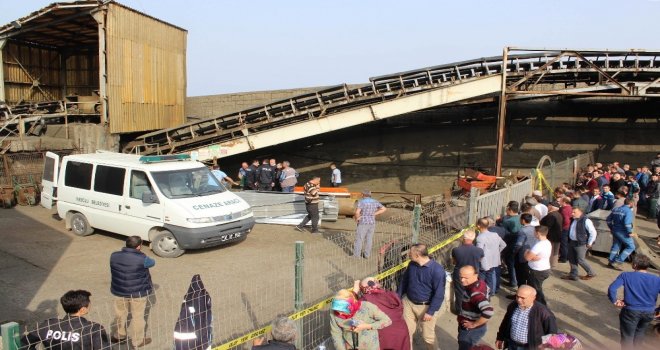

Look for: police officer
[256,159,275,191]
[22,290,110,350]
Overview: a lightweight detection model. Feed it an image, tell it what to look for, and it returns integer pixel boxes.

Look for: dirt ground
[1,204,659,350]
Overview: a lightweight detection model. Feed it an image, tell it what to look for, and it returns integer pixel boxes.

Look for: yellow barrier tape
[213,225,471,350]
[535,169,554,195]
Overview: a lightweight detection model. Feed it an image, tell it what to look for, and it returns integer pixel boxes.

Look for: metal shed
[0,1,187,134]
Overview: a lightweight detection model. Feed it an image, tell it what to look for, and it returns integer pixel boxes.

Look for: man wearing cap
[540,201,563,268]
[353,190,386,258]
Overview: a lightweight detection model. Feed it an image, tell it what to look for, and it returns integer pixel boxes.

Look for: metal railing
[474,179,533,220]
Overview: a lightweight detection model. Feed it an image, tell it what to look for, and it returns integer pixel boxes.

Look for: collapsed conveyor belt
[123,49,660,160]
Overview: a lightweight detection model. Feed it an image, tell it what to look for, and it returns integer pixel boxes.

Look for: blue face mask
[331,299,351,314]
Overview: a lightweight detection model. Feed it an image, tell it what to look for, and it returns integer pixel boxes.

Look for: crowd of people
[326,222,658,350]
[574,154,660,221]
[212,158,343,193]
[325,155,660,350]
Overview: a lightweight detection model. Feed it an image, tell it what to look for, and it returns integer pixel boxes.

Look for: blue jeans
[282,186,294,193]
[609,231,635,263]
[457,325,487,350]
[619,308,654,349]
[479,268,498,297]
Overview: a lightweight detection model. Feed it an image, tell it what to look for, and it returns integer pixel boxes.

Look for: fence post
[294,241,304,350]
[1,322,21,350]
[411,204,422,244]
[550,160,555,195]
[466,187,480,225]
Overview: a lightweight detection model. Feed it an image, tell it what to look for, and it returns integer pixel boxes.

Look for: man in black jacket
[247,159,260,190]
[22,290,110,350]
[110,236,155,348]
[256,159,275,191]
[496,285,557,350]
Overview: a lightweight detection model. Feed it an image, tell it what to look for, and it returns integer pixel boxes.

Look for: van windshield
[151,167,227,199]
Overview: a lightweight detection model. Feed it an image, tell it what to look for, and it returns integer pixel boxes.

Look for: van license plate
[220,232,241,242]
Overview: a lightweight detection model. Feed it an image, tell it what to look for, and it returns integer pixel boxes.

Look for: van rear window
[94,165,125,196]
[43,157,55,182]
[64,161,93,190]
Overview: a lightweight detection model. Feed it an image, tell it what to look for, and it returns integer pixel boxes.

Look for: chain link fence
[538,152,594,194]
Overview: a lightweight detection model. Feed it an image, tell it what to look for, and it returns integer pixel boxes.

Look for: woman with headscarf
[355,277,411,350]
[330,288,391,350]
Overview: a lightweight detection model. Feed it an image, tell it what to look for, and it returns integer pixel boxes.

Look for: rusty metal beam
[508,90,652,97]
[638,76,660,93]
[495,47,508,177]
[572,51,631,94]
[508,53,564,90]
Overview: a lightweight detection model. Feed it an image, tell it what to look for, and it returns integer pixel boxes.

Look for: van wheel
[70,213,94,236]
[151,231,185,258]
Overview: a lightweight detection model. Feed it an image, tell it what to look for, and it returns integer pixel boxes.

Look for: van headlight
[240,208,252,217]
[187,217,214,223]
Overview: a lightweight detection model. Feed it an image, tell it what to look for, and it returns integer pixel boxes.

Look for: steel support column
[495,47,508,176]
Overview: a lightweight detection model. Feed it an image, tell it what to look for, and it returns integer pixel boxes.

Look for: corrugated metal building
[0,1,187,134]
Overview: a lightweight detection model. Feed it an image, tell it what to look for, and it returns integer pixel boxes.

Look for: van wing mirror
[142,192,159,204]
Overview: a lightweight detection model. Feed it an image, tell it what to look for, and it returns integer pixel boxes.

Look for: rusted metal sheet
[105,3,186,134]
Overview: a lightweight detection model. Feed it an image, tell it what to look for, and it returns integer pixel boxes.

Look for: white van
[41,152,255,258]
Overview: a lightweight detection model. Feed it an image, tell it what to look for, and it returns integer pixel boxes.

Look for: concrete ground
[1,205,658,350]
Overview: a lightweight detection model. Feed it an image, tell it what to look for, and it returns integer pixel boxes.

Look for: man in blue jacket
[110,236,156,348]
[606,199,635,270]
[398,243,446,350]
[607,254,660,350]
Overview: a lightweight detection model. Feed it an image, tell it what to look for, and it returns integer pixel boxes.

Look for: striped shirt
[304,182,320,204]
[457,279,493,325]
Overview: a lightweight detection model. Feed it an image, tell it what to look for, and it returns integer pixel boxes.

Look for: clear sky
[2,0,659,96]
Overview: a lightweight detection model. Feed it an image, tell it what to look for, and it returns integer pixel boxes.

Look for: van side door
[90,164,126,232]
[41,152,60,209]
[122,170,164,236]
